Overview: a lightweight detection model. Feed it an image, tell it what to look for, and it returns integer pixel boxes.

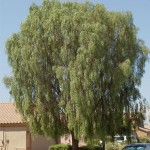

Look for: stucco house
[137,125,150,138]
[60,134,86,147]
[0,102,55,150]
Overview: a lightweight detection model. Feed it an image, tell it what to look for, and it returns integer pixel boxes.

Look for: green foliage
[49,144,72,150]
[86,138,100,146]
[139,137,150,143]
[106,142,120,150]
[79,145,102,150]
[4,0,149,146]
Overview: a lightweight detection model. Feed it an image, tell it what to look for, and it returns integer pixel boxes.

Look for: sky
[0,0,150,104]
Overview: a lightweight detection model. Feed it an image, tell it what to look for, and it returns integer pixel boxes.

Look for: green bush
[86,138,101,146]
[79,145,102,150]
[49,144,72,150]
[139,137,150,143]
[106,142,125,150]
[49,144,102,150]
[106,142,120,150]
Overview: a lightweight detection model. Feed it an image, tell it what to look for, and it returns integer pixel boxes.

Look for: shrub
[139,137,150,143]
[49,144,102,150]
[106,142,120,150]
[49,144,72,150]
[79,145,102,150]
[86,138,101,146]
[106,142,126,150]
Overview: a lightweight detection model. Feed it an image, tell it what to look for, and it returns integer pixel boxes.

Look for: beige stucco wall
[0,126,55,150]
[32,135,55,150]
[60,134,72,145]
[0,129,4,147]
[0,126,27,150]
[60,134,86,147]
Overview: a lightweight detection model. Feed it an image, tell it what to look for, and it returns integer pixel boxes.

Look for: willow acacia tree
[4,1,149,149]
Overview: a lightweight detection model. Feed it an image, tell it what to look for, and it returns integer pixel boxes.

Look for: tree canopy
[4,0,149,149]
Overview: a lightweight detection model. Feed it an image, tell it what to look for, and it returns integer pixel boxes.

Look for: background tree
[130,99,148,142]
[4,0,149,149]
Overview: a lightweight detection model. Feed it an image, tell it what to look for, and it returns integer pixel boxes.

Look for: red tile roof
[0,102,25,125]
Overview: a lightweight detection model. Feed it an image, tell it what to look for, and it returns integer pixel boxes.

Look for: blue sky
[0,0,150,103]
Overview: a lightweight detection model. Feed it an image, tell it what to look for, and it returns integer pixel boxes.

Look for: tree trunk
[55,137,60,144]
[71,131,79,150]
[133,129,140,143]
[102,140,105,150]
